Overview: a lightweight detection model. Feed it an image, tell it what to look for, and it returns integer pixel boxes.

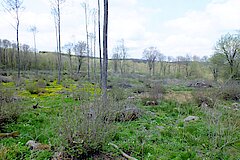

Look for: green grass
[1,80,240,159]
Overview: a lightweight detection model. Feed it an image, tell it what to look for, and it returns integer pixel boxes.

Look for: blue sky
[0,0,239,59]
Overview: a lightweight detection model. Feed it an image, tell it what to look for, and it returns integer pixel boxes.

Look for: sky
[0,0,240,59]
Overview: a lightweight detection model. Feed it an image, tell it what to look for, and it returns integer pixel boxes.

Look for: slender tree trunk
[84,3,90,81]
[33,32,38,75]
[93,13,97,82]
[57,0,62,84]
[98,0,103,86]
[16,16,20,80]
[102,0,108,102]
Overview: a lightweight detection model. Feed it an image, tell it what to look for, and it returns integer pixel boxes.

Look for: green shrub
[25,83,40,94]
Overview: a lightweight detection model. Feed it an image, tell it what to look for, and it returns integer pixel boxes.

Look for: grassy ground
[0,78,240,159]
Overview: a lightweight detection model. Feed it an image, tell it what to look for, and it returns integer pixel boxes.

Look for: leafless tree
[98,0,103,86]
[50,0,65,84]
[158,53,166,76]
[63,42,74,75]
[142,47,159,76]
[112,39,127,74]
[2,0,24,80]
[29,25,38,75]
[82,1,91,81]
[74,41,86,74]
[92,9,97,82]
[2,39,11,70]
[22,44,30,71]
[102,0,108,102]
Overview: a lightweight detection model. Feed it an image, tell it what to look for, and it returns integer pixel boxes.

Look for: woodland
[0,0,240,159]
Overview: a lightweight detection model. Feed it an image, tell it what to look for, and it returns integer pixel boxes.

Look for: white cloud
[162,0,240,57]
[0,0,240,59]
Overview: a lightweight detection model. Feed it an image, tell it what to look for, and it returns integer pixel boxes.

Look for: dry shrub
[141,83,166,106]
[219,81,240,101]
[0,88,21,128]
[109,87,128,101]
[58,98,117,159]
[192,89,217,108]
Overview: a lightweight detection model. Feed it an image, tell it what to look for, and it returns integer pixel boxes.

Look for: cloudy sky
[0,0,240,58]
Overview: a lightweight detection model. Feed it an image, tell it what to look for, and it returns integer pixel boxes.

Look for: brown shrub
[0,88,21,129]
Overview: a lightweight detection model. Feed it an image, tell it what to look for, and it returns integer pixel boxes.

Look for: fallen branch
[109,142,138,160]
[0,131,19,138]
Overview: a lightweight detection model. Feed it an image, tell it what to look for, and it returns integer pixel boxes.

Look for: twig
[109,142,138,160]
[219,139,240,150]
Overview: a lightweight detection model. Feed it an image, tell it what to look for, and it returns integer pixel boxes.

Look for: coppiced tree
[215,32,240,78]
[2,0,24,80]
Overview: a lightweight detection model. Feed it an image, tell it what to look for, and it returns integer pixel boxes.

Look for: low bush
[192,89,217,108]
[141,83,166,106]
[109,87,129,101]
[0,88,21,128]
[219,81,240,101]
[57,98,116,159]
[25,83,40,94]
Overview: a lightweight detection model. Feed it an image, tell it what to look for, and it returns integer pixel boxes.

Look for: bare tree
[74,41,86,74]
[2,0,24,80]
[22,44,30,71]
[2,39,11,70]
[158,53,166,76]
[98,0,103,86]
[82,1,90,81]
[50,0,65,84]
[102,0,108,101]
[92,9,97,82]
[63,42,74,75]
[29,25,38,75]
[142,47,159,76]
[112,39,127,74]
[215,32,240,78]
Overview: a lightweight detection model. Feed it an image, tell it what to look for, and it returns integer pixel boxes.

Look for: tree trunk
[16,16,20,81]
[57,0,62,84]
[84,3,90,81]
[33,32,38,75]
[98,0,103,86]
[102,0,108,102]
[93,13,97,82]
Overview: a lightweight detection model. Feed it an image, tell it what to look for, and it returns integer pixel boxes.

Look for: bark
[98,0,103,86]
[57,0,62,84]
[102,0,108,102]
[83,3,90,81]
